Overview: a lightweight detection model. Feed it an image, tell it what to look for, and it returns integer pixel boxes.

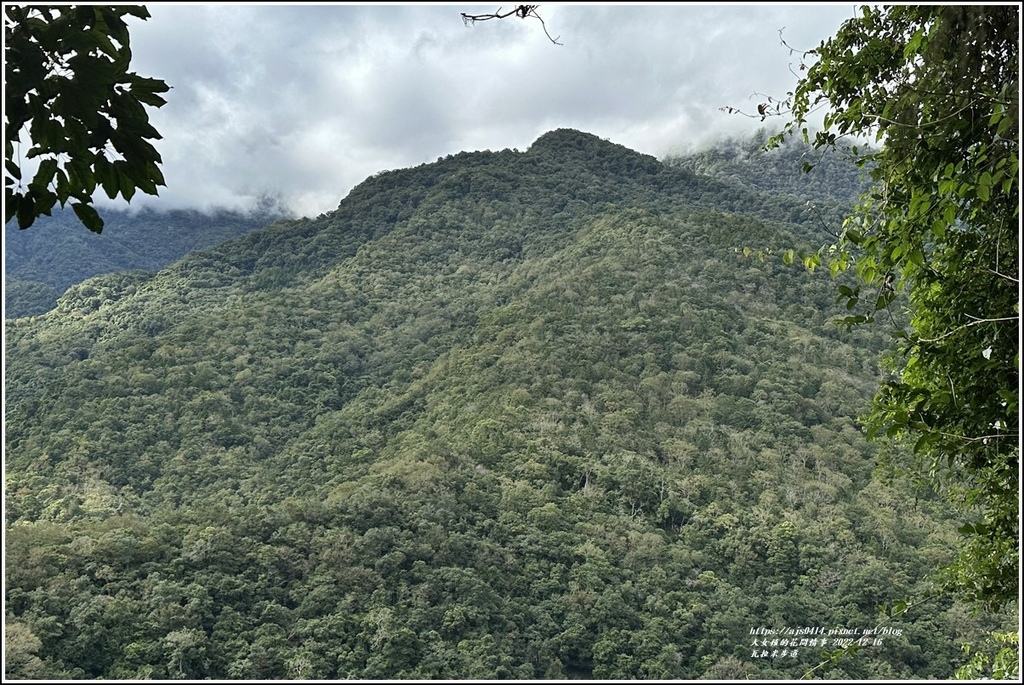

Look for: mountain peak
[529,127,605,148]
[527,128,661,175]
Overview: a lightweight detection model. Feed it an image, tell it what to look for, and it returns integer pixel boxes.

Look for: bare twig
[461,5,523,22]
[985,268,1019,284]
[461,5,562,45]
[915,315,1019,344]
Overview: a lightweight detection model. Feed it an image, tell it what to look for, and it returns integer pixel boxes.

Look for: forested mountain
[664,130,874,241]
[4,129,1013,679]
[665,129,871,203]
[4,202,287,318]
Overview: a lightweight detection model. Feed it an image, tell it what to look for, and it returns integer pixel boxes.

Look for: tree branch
[914,315,1019,344]
[461,5,562,45]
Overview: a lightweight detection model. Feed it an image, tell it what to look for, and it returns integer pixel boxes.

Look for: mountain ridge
[5,128,1009,680]
[5,128,859,321]
[4,204,288,318]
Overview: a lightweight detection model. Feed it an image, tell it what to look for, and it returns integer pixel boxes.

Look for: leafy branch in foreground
[4,5,170,232]
[741,5,1019,615]
[717,9,1020,677]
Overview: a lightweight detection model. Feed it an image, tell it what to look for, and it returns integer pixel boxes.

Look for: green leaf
[29,158,58,191]
[127,75,171,107]
[96,157,120,199]
[53,168,71,204]
[838,314,868,328]
[4,187,16,224]
[117,162,137,201]
[15,193,36,228]
[72,201,104,233]
[914,432,937,454]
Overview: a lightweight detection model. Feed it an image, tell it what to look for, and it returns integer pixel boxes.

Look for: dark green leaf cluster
[4,5,170,232]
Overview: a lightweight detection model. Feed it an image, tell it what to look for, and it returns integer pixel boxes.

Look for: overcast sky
[110,2,859,217]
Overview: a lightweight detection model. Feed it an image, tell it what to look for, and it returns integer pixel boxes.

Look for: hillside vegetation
[5,203,286,318]
[4,129,1012,679]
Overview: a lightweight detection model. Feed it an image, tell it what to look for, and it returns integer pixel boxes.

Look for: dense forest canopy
[6,1,1018,678]
[4,129,1016,679]
[4,202,287,318]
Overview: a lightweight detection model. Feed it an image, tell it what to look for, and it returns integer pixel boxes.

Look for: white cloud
[97,3,856,218]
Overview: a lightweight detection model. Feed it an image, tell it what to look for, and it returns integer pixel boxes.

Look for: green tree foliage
[4,129,1015,678]
[762,5,1019,611]
[4,620,48,679]
[955,631,1020,681]
[4,5,170,232]
[4,274,61,319]
[5,203,288,319]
